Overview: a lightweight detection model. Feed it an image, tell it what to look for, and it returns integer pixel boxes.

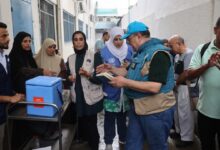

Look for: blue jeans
[104,111,127,144]
[125,105,175,150]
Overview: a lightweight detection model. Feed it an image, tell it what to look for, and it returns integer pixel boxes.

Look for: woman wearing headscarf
[9,32,58,148]
[35,38,66,79]
[99,26,133,150]
[9,32,55,94]
[66,31,103,150]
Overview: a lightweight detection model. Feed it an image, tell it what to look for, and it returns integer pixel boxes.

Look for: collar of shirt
[211,40,220,51]
[0,49,7,73]
[0,49,4,57]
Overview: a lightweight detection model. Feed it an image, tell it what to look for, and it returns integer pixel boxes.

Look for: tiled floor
[70,111,204,150]
[70,135,202,150]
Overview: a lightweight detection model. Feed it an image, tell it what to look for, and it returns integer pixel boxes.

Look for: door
[11,0,35,51]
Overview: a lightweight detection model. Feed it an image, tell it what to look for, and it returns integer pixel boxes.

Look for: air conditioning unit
[103,17,107,22]
[78,1,86,13]
[106,18,111,22]
[98,17,103,22]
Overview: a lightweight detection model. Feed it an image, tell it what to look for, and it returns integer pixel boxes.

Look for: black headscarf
[9,31,37,69]
[72,31,88,55]
[9,32,40,93]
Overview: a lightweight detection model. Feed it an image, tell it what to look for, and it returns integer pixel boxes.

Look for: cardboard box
[26,76,63,117]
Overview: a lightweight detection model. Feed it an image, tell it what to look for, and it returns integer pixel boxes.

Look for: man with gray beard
[168,35,194,148]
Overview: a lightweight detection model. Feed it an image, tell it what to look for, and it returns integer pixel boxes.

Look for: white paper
[32,146,52,150]
[96,72,114,80]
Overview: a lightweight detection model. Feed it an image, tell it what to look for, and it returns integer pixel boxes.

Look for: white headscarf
[106,27,128,63]
[35,38,61,75]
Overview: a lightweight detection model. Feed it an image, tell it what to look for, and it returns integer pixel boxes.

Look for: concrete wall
[62,0,96,60]
[0,0,14,55]
[0,0,96,61]
[121,0,220,50]
[32,0,41,55]
[60,0,76,60]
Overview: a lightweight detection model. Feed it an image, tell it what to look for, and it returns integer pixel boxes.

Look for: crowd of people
[0,16,220,150]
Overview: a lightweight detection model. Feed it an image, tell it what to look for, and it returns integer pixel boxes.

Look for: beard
[0,43,9,49]
[0,45,8,49]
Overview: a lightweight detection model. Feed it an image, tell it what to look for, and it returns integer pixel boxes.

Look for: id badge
[130,62,137,69]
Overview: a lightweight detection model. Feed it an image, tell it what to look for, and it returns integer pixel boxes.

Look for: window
[40,0,56,43]
[99,17,103,22]
[63,11,75,42]
[78,20,83,32]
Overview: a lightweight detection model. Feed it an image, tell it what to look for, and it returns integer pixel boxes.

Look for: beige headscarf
[35,38,61,75]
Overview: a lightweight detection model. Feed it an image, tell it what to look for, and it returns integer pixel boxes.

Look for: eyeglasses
[113,38,123,42]
[48,45,56,49]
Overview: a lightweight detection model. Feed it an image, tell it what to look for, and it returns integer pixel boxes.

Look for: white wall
[61,0,76,61]
[121,0,220,50]
[1,0,96,61]
[32,0,59,55]
[32,0,41,54]
[61,0,96,60]
[0,0,14,54]
[34,0,96,61]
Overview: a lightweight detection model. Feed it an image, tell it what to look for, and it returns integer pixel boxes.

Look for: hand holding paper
[96,72,114,80]
[109,75,127,88]
[96,64,112,74]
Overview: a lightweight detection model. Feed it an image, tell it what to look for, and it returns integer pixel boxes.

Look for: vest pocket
[83,79,103,105]
[133,91,176,115]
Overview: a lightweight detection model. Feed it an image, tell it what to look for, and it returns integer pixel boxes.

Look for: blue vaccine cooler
[26,76,63,117]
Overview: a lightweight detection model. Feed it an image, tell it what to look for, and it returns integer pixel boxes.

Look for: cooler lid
[26,76,61,86]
